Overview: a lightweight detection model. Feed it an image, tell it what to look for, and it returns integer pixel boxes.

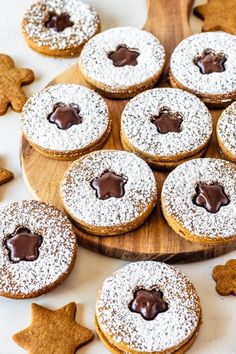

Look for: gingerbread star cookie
[0,167,14,185]
[213,259,236,296]
[13,302,94,354]
[194,0,236,34]
[0,54,34,115]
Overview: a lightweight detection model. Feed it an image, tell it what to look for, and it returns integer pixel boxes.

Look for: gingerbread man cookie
[13,302,94,354]
[194,0,236,35]
[0,54,34,115]
[213,259,236,296]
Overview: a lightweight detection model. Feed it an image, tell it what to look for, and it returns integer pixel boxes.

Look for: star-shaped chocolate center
[45,12,74,32]
[108,45,140,67]
[48,103,82,130]
[5,227,43,263]
[129,289,168,320]
[91,171,127,200]
[151,108,183,134]
[193,182,230,213]
[194,49,227,74]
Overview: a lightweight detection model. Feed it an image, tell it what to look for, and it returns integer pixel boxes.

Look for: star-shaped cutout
[0,167,14,186]
[5,227,42,263]
[108,45,140,67]
[194,49,226,74]
[213,259,236,296]
[129,289,168,320]
[194,0,236,34]
[13,303,94,354]
[45,13,74,32]
[48,103,82,130]
[91,171,127,200]
[151,108,183,134]
[193,182,229,213]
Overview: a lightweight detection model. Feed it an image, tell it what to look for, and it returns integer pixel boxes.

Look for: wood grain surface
[20,0,236,262]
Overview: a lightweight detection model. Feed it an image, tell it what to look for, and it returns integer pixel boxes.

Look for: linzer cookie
[21,84,111,160]
[217,101,236,162]
[170,32,236,107]
[96,261,202,354]
[0,54,34,115]
[79,27,165,98]
[60,150,157,236]
[121,88,212,169]
[161,158,236,245]
[13,302,94,353]
[22,0,100,57]
[0,200,77,299]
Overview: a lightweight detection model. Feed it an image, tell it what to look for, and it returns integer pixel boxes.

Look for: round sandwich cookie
[161,158,236,245]
[60,150,157,236]
[95,261,202,354]
[170,32,236,107]
[79,26,165,99]
[21,84,111,160]
[121,88,212,169]
[0,200,77,299]
[21,0,100,57]
[217,101,236,162]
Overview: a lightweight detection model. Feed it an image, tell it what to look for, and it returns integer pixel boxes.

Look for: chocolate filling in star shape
[91,170,128,200]
[193,182,230,213]
[45,12,74,32]
[48,102,82,130]
[151,107,183,134]
[194,49,227,74]
[5,227,43,263]
[129,288,169,321]
[108,44,140,67]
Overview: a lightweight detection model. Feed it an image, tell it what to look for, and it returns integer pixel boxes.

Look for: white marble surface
[0,0,235,353]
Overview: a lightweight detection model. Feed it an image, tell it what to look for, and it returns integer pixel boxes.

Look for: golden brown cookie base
[63,192,157,236]
[121,134,208,170]
[22,24,101,58]
[79,62,164,99]
[217,132,236,163]
[169,71,236,108]
[162,197,236,245]
[23,119,111,161]
[95,316,201,354]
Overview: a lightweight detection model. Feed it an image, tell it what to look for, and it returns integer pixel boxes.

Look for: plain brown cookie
[13,302,94,354]
[194,0,236,34]
[0,167,14,185]
[0,54,34,115]
[213,259,236,296]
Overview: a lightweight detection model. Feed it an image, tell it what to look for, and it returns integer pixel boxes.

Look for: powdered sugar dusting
[79,27,165,89]
[96,261,200,352]
[61,150,157,227]
[121,88,212,157]
[0,200,77,296]
[22,0,100,50]
[217,102,236,156]
[162,158,236,239]
[170,32,236,95]
[21,84,110,152]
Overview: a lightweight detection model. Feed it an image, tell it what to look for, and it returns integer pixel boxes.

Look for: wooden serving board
[20,0,236,262]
